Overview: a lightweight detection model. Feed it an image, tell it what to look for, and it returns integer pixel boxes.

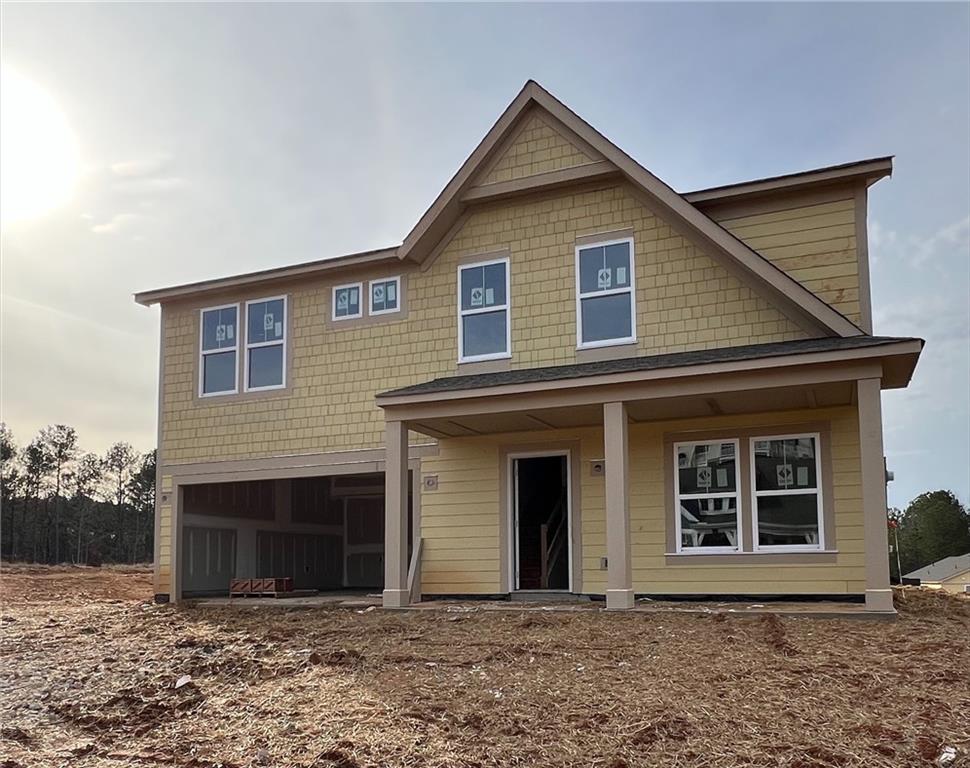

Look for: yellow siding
[420,406,865,596]
[160,183,807,465]
[709,190,862,325]
[156,492,173,594]
[478,110,594,185]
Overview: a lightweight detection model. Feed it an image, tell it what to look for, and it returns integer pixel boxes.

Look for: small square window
[333,283,362,320]
[370,277,401,315]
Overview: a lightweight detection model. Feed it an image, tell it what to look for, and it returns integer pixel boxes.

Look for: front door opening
[514,455,569,590]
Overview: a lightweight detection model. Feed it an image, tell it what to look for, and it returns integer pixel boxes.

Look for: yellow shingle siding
[709,189,863,326]
[420,407,865,596]
[479,111,595,185]
[156,488,173,593]
[160,183,808,465]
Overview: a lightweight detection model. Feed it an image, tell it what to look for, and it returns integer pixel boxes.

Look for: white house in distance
[904,553,970,594]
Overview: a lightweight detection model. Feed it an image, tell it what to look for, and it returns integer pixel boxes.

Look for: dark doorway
[514,455,569,590]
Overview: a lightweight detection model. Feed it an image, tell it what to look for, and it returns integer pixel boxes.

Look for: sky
[1,3,968,508]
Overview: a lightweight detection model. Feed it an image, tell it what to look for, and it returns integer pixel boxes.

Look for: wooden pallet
[229,577,293,597]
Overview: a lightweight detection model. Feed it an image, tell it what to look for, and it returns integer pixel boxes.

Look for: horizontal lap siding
[708,190,863,326]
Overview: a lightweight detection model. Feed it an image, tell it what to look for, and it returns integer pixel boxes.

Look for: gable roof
[904,553,970,582]
[396,80,864,338]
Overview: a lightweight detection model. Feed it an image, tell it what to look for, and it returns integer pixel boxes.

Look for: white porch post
[604,401,634,610]
[383,419,410,608]
[858,378,894,613]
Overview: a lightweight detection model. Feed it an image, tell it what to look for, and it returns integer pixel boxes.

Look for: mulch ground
[1,565,968,768]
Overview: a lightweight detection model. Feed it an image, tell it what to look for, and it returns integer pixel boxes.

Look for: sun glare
[1,67,81,226]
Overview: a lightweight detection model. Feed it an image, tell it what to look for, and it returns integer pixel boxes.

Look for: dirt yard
[1,566,968,768]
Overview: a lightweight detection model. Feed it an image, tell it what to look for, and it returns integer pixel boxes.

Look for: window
[333,283,362,320]
[370,277,400,316]
[674,440,741,552]
[751,434,823,550]
[245,296,286,391]
[576,238,636,348]
[199,304,239,396]
[458,257,510,362]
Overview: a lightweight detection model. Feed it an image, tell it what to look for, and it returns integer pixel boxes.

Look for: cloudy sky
[1,3,968,507]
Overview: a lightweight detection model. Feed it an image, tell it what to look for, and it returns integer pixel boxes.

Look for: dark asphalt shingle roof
[378,336,921,399]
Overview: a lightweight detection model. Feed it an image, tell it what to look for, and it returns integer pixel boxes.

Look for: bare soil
[1,566,968,767]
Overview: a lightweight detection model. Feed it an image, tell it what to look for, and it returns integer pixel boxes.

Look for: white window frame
[368,276,401,316]
[575,236,637,349]
[244,295,287,393]
[673,439,742,554]
[457,256,511,363]
[749,432,824,552]
[198,302,240,398]
[332,282,363,321]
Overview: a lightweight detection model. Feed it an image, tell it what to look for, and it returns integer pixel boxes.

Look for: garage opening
[180,472,411,597]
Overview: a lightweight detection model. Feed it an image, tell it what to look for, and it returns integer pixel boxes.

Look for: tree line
[888,490,970,582]
[0,423,155,565]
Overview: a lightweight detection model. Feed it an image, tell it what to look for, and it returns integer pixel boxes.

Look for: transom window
[199,303,239,396]
[370,277,400,315]
[575,238,636,348]
[333,283,362,320]
[458,257,510,362]
[674,440,741,552]
[751,434,823,550]
[245,296,286,391]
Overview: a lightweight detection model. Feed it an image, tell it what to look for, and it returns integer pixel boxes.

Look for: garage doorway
[512,453,571,591]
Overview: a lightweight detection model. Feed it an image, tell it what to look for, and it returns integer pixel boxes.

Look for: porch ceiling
[408,381,855,437]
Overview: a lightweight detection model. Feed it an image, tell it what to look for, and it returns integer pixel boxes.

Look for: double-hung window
[199,304,239,396]
[458,257,510,362]
[674,440,741,552]
[751,434,823,550]
[245,296,286,391]
[576,238,636,348]
[332,283,363,320]
[370,277,400,315]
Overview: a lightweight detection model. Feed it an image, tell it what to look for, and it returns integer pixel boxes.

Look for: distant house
[905,554,970,594]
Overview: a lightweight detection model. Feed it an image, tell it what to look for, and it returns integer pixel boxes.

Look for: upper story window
[751,434,823,550]
[370,277,400,315]
[458,257,510,363]
[674,440,741,553]
[199,303,239,397]
[245,296,286,391]
[575,238,636,348]
[333,282,363,320]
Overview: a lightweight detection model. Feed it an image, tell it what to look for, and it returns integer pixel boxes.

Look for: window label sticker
[598,268,611,289]
[776,464,793,488]
[387,283,396,302]
[337,292,348,310]
[471,287,483,306]
[697,466,712,489]
[350,288,358,304]
[264,313,274,331]
[226,325,233,340]
[374,285,385,302]
[275,322,282,336]
[617,266,627,284]
[216,325,226,342]
[716,468,728,488]
[796,466,809,486]
[485,287,494,305]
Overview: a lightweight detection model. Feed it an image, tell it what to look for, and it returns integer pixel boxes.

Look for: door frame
[507,449,573,592]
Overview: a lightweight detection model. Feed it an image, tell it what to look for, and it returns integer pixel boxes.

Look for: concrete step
[511,591,590,603]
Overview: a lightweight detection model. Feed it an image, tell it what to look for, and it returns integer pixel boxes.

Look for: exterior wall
[934,573,970,594]
[420,405,865,597]
[478,110,595,185]
[159,182,808,467]
[702,184,865,328]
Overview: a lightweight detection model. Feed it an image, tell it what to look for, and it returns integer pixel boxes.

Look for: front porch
[377,336,921,613]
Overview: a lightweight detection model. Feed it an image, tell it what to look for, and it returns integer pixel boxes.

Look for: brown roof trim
[684,157,894,205]
[133,246,399,306]
[377,337,923,406]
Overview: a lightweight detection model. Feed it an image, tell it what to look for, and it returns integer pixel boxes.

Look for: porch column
[858,378,894,613]
[604,401,634,610]
[383,419,410,608]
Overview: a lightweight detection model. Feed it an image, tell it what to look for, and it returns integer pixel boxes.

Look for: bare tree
[22,438,54,561]
[68,453,104,564]
[1,423,19,557]
[103,442,139,558]
[38,425,78,563]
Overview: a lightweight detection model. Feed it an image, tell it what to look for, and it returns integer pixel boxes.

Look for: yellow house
[904,554,970,594]
[135,81,922,613]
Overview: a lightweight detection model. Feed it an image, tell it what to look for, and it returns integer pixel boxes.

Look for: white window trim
[198,302,240,398]
[244,295,287,393]
[575,236,637,349]
[368,276,401,316]
[673,439,742,554]
[750,432,824,552]
[332,282,363,321]
[457,256,512,363]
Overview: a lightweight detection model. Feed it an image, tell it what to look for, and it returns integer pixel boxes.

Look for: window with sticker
[245,296,286,391]
[576,238,635,347]
[751,434,823,550]
[199,304,239,396]
[333,283,362,320]
[370,277,400,315]
[458,257,510,362]
[674,440,741,552]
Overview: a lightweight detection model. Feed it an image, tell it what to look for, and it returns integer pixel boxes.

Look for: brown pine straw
[1,566,968,768]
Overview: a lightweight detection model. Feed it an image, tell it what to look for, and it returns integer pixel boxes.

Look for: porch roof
[379,336,922,401]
